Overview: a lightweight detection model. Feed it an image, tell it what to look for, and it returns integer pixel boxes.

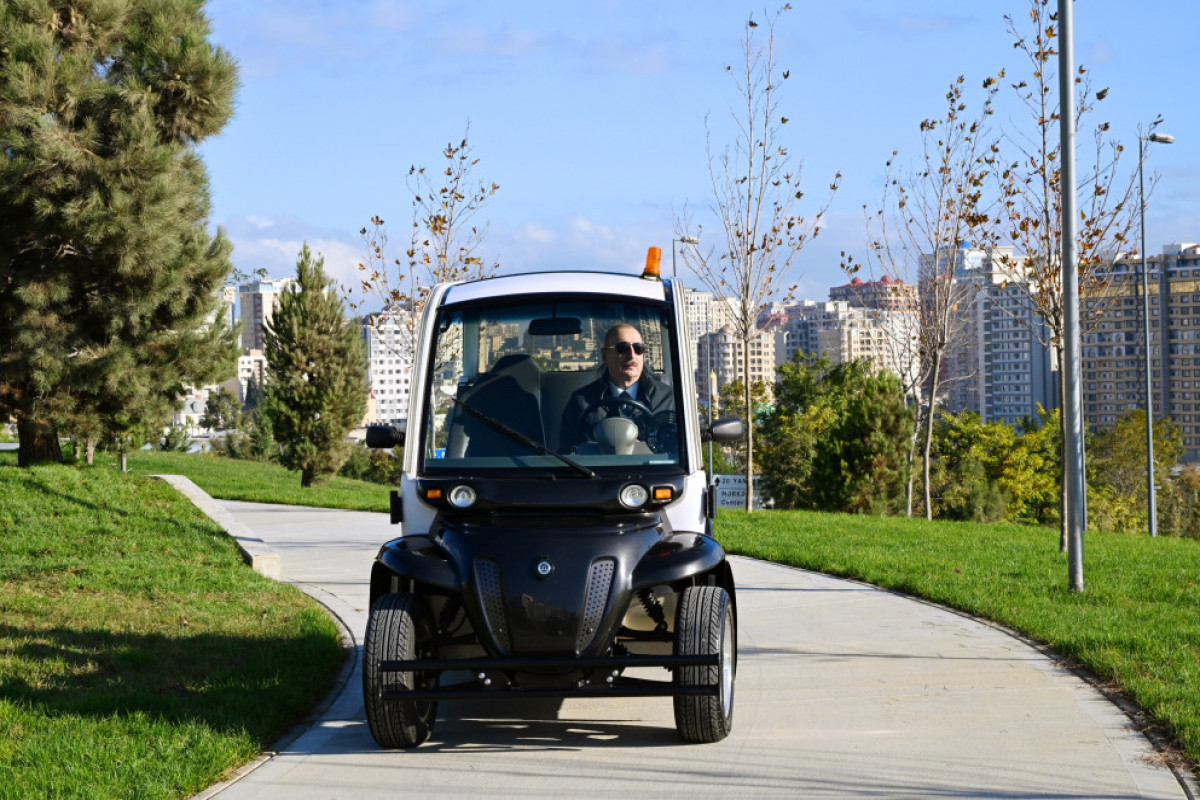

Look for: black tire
[673,585,735,743]
[362,592,438,748]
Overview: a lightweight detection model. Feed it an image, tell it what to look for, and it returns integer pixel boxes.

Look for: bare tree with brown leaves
[676,6,839,513]
[349,125,500,363]
[843,75,1000,519]
[981,0,1149,550]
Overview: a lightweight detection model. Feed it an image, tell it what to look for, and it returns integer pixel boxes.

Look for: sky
[198,0,1200,306]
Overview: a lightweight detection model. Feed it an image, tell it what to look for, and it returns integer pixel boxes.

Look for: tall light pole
[708,355,719,478]
[1058,0,1086,592]
[1139,130,1174,538]
[672,235,699,278]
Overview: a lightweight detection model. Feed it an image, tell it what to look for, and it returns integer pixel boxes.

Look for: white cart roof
[440,271,670,307]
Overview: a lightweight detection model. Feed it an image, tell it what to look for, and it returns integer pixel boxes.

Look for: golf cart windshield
[420,297,682,474]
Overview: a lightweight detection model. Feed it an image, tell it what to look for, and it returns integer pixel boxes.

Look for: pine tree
[0,0,239,467]
[262,245,368,487]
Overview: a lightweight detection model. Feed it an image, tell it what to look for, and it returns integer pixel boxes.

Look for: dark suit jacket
[558,369,674,454]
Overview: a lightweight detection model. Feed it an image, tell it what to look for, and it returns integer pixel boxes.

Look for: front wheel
[362,592,438,748]
[673,585,735,742]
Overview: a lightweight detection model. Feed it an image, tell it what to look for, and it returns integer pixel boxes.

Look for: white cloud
[1089,39,1115,66]
[206,0,422,76]
[586,35,671,75]
[221,215,365,293]
[518,223,555,244]
[849,12,965,36]
[437,28,562,59]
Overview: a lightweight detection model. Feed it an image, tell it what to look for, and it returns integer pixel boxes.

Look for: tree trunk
[302,468,315,488]
[86,439,96,466]
[905,410,920,518]
[743,337,754,514]
[17,417,62,467]
[119,449,128,473]
[922,354,942,521]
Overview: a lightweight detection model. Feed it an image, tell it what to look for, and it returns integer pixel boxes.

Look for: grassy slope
[0,456,346,799]
[125,450,389,512]
[716,508,1200,768]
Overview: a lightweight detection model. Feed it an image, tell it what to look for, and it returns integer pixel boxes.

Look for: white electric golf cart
[362,249,744,747]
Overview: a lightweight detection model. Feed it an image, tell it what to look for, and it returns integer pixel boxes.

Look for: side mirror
[703,416,745,443]
[366,422,406,449]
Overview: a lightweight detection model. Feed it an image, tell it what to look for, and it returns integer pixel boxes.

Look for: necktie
[619,390,631,418]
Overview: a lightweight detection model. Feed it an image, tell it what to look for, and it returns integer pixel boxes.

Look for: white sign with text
[714,473,771,510]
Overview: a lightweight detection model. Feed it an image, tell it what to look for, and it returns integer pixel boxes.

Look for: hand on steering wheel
[581,394,654,440]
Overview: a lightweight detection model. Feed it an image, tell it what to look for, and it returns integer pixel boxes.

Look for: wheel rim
[719,608,734,719]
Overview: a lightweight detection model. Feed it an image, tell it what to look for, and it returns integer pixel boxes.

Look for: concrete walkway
[175,488,1195,799]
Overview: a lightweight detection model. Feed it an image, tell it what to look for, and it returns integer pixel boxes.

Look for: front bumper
[379,652,719,701]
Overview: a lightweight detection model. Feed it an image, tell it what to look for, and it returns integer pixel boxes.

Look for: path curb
[149,474,282,580]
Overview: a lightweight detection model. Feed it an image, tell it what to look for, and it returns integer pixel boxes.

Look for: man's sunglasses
[605,342,645,356]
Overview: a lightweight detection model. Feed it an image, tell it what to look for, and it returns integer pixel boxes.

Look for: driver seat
[453,354,545,458]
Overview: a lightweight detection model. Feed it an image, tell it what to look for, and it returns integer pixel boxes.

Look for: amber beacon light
[642,247,662,280]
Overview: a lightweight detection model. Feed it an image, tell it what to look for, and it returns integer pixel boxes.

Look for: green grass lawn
[0,455,346,799]
[125,450,390,512]
[716,508,1200,771]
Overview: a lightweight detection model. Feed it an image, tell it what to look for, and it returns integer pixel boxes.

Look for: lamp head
[1148,132,1175,144]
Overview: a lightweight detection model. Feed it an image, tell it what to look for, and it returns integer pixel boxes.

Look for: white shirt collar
[608,380,638,401]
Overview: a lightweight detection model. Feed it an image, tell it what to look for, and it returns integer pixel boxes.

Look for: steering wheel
[580,396,676,454]
[581,395,654,439]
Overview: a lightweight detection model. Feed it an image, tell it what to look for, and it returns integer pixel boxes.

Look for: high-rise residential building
[697,324,777,410]
[822,277,921,391]
[233,349,268,404]
[687,291,752,408]
[933,246,1057,425]
[965,263,1058,425]
[829,275,918,312]
[681,287,714,386]
[238,278,294,352]
[770,298,920,397]
[1083,242,1200,461]
[363,313,415,425]
[219,285,237,330]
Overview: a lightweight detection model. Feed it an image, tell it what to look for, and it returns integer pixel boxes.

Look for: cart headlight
[619,483,649,509]
[448,484,477,508]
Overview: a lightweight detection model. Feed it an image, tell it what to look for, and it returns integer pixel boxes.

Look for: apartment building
[363,313,415,425]
[681,287,714,385]
[238,278,294,351]
[772,300,918,384]
[232,349,267,404]
[1083,242,1200,461]
[928,246,1057,425]
[829,275,917,311]
[696,324,777,410]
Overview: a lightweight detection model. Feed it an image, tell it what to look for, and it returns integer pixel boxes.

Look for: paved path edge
[150,475,282,579]
[149,475,361,800]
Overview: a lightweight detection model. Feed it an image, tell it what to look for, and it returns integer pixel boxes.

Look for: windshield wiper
[450,397,596,479]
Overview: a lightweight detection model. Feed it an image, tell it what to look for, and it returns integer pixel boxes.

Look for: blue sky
[199,1,1200,304]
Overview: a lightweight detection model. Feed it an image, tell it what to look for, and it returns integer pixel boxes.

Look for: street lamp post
[1138,130,1174,538]
[672,235,699,278]
[708,366,718,479]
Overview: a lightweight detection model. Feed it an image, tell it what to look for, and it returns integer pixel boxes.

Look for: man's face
[603,326,644,389]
